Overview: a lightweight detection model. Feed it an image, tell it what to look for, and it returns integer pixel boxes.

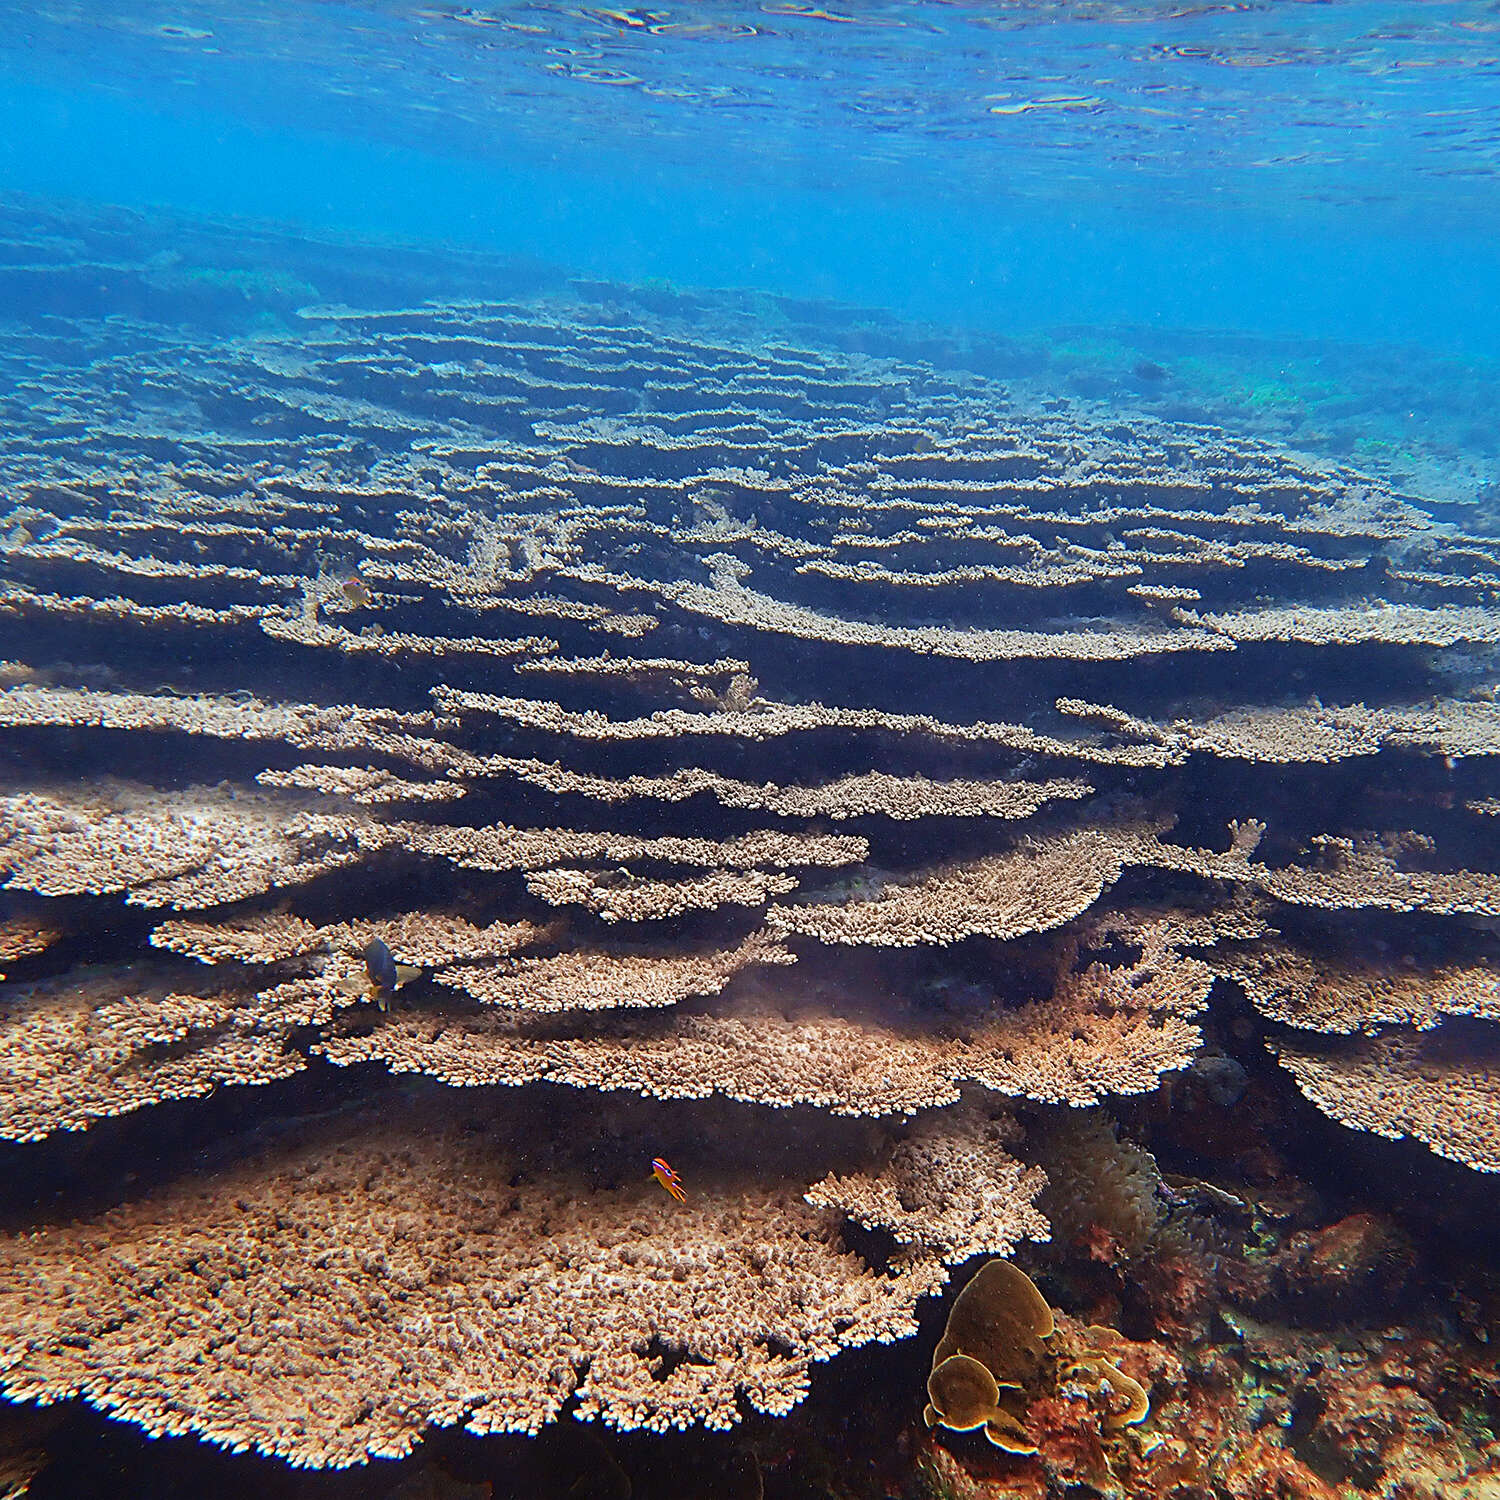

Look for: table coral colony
[0,236,1497,1481]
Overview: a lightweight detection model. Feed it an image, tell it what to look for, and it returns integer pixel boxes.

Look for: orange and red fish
[651,1157,686,1203]
[341,573,373,609]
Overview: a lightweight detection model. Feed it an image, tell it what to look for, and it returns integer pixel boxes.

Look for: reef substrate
[0,198,1497,1497]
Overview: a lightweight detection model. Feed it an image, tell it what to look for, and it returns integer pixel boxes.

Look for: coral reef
[909,1093,1500,1500]
[0,1090,1038,1464]
[0,200,1498,1491]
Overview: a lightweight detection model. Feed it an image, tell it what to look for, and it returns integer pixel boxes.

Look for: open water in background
[2,0,1500,366]
[3,5,1500,1496]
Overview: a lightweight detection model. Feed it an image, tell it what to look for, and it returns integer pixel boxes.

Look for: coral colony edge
[0,199,1496,1499]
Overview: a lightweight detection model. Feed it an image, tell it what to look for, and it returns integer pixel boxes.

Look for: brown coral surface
[0,1089,1035,1467]
[1,210,1499,1489]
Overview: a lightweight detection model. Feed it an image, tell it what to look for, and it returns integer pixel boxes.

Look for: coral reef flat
[0,196,1497,1498]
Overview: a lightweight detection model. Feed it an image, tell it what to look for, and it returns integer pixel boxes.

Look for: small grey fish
[364,936,402,1008]
[360,937,423,1010]
[363,936,398,996]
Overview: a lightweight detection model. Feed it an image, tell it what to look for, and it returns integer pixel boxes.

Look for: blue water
[6,9,1500,1493]
[2,1,1500,355]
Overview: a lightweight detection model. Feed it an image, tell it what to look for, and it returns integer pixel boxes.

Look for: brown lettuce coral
[922,1259,1149,1455]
